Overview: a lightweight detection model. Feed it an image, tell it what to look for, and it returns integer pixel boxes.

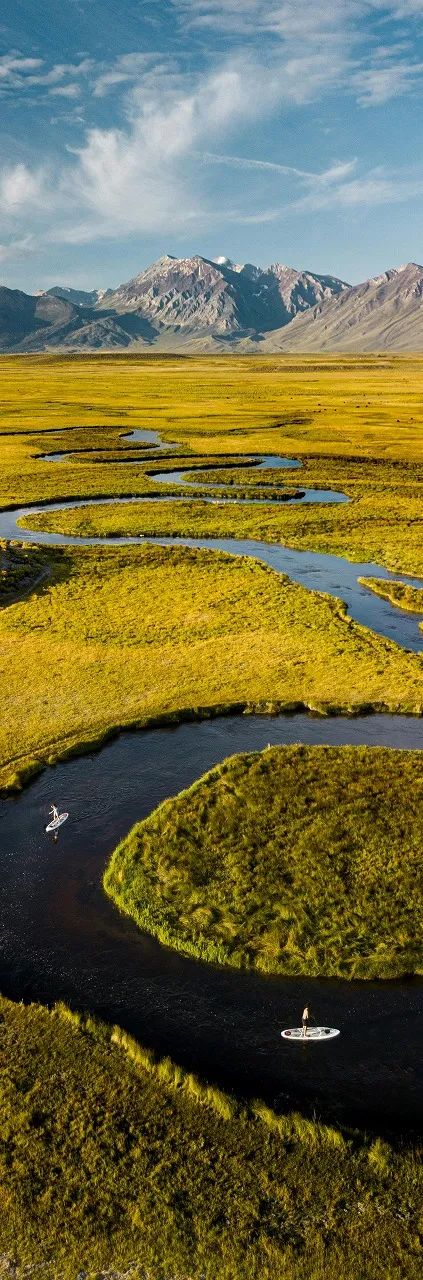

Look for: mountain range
[1,255,423,352]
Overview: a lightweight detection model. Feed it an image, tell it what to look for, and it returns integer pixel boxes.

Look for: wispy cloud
[0,54,93,97]
[199,152,357,184]
[291,166,423,212]
[0,164,46,214]
[174,1,423,107]
[2,1,423,269]
[92,53,158,98]
[353,60,423,103]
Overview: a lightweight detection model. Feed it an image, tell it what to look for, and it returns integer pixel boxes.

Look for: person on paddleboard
[302,1005,310,1036]
[49,804,60,824]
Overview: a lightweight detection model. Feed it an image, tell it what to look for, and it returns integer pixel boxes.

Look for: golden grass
[1,995,421,1280]
[2,351,423,459]
[23,477,423,577]
[0,353,422,792]
[0,352,421,575]
[0,542,422,793]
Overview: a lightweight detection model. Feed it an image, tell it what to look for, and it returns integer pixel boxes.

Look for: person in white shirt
[302,1005,310,1036]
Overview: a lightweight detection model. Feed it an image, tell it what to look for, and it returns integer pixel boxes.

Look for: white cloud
[2,2,423,261]
[291,166,423,212]
[93,53,157,98]
[173,1,423,106]
[353,60,423,103]
[0,164,46,214]
[0,54,93,97]
[49,84,81,99]
[0,55,43,81]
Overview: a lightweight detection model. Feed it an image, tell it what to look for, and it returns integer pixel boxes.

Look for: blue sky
[1,0,423,290]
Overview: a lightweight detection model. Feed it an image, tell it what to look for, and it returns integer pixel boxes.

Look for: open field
[1,354,422,1273]
[104,745,423,980]
[1,542,422,794]
[0,995,421,1280]
[0,353,421,577]
[0,352,422,787]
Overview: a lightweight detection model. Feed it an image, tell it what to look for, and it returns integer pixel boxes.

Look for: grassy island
[0,995,421,1280]
[105,745,423,980]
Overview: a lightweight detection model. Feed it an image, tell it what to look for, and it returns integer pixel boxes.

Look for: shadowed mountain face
[2,255,423,351]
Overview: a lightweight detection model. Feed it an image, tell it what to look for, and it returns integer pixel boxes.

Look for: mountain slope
[266,263,423,352]
[100,254,348,337]
[45,285,112,308]
[0,288,84,351]
[2,257,423,351]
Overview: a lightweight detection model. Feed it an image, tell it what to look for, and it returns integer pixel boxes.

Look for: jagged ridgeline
[4,253,423,351]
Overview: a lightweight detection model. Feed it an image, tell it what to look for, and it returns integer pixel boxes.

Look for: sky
[1,0,423,291]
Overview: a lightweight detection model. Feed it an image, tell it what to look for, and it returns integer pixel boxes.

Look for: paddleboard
[281,1027,340,1041]
[45,812,69,833]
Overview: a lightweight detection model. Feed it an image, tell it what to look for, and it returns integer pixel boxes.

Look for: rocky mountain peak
[3,252,422,352]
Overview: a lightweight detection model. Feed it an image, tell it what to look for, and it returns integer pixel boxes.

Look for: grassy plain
[1,541,422,794]
[0,352,422,574]
[0,352,422,789]
[1,995,421,1280]
[1,354,422,1274]
[104,745,423,980]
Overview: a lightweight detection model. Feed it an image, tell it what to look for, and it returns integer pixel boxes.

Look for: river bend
[0,428,422,1134]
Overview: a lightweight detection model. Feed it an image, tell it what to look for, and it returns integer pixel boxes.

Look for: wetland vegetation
[1,541,422,795]
[1,353,423,1278]
[0,352,423,790]
[104,744,423,979]
[0,995,421,1280]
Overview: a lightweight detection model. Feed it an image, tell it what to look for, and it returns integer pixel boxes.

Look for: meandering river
[0,428,422,1134]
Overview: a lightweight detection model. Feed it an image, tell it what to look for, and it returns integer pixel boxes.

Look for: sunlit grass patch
[1,544,422,793]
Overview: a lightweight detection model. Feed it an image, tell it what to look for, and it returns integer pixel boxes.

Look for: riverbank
[1,995,421,1280]
[1,542,422,795]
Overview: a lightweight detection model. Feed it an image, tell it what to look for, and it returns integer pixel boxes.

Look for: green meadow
[0,996,421,1280]
[104,744,423,980]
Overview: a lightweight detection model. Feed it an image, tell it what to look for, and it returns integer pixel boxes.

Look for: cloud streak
[2,1,423,271]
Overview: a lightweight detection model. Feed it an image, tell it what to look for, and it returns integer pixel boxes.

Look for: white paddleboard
[45,812,69,833]
[281,1026,340,1042]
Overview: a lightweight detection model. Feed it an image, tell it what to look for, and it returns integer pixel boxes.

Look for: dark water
[1,713,422,1136]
